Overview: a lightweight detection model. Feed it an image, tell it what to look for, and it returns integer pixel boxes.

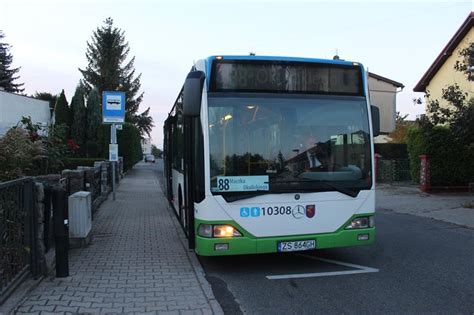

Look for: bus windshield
[208,94,372,196]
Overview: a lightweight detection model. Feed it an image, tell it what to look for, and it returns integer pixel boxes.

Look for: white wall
[368,77,399,134]
[0,90,51,135]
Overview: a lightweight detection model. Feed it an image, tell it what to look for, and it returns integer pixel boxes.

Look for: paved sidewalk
[14,163,223,315]
[376,183,474,229]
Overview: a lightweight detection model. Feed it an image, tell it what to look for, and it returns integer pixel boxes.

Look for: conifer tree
[54,90,70,127]
[86,88,101,141]
[132,107,154,138]
[70,85,87,147]
[0,30,24,93]
[79,17,153,135]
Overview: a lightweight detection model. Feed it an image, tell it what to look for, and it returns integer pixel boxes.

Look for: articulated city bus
[163,55,380,256]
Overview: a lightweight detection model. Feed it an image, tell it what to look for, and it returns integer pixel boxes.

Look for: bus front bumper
[195,225,375,256]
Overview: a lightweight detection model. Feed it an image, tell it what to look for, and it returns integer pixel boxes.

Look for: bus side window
[171,119,181,171]
[176,113,184,172]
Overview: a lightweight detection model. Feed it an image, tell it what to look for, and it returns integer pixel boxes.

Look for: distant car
[145,155,155,163]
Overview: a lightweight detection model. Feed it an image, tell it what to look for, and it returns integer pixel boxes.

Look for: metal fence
[92,167,101,202]
[107,162,112,188]
[1,161,120,302]
[0,177,38,302]
[106,162,120,188]
[377,159,412,183]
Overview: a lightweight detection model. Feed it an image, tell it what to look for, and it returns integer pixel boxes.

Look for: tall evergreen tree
[132,107,154,138]
[54,90,70,127]
[70,85,87,147]
[78,17,153,135]
[0,30,24,93]
[86,88,101,141]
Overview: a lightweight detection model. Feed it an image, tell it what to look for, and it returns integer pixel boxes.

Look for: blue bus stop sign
[102,91,125,123]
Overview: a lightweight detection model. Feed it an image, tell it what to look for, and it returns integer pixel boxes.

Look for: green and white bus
[163,55,380,256]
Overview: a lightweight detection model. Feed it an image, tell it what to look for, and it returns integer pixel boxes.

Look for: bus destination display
[211,60,363,95]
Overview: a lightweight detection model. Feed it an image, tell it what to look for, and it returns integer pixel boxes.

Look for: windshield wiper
[269,180,360,198]
[220,187,324,202]
[220,190,270,202]
[219,181,359,202]
[316,181,359,198]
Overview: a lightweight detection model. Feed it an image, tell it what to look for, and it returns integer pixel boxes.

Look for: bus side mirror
[183,71,206,117]
[371,105,380,137]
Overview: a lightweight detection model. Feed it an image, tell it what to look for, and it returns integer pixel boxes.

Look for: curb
[171,218,225,315]
[378,207,474,230]
[155,175,224,315]
[376,186,474,229]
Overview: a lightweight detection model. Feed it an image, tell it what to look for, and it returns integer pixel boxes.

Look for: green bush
[118,124,142,171]
[97,123,142,171]
[374,143,408,160]
[0,127,45,181]
[62,158,105,170]
[97,124,110,159]
[85,141,99,158]
[406,127,425,183]
[407,125,474,186]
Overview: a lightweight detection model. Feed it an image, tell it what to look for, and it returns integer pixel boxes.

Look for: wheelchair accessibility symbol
[240,207,260,217]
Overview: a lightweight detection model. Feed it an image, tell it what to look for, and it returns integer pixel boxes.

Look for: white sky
[1,0,472,148]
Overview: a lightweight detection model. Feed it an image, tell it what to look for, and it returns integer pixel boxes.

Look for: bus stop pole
[111,123,116,201]
[52,186,69,277]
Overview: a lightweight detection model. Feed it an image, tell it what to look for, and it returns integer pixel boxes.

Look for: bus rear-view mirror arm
[183,70,206,117]
[370,105,380,137]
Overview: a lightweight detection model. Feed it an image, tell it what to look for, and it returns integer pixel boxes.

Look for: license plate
[278,240,316,252]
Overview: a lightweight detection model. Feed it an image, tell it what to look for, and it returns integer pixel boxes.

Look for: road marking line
[266,268,378,280]
[299,254,379,272]
[266,254,379,280]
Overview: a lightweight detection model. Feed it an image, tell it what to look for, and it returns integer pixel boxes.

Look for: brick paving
[15,163,222,315]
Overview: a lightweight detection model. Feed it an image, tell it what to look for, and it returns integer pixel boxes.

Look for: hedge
[374,143,408,160]
[85,141,99,158]
[406,126,474,186]
[62,158,105,170]
[97,123,142,172]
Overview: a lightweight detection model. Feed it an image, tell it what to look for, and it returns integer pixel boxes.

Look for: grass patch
[461,202,474,209]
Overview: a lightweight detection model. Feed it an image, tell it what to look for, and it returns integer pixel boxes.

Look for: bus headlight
[345,216,374,229]
[198,224,213,237]
[197,224,242,238]
[213,225,242,238]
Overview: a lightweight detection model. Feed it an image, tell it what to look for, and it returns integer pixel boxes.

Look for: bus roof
[207,55,358,65]
[204,55,363,76]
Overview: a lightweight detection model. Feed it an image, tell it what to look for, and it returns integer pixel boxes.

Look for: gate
[377,159,411,183]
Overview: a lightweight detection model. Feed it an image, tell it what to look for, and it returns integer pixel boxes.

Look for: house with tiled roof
[414,12,473,108]
[368,72,404,142]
